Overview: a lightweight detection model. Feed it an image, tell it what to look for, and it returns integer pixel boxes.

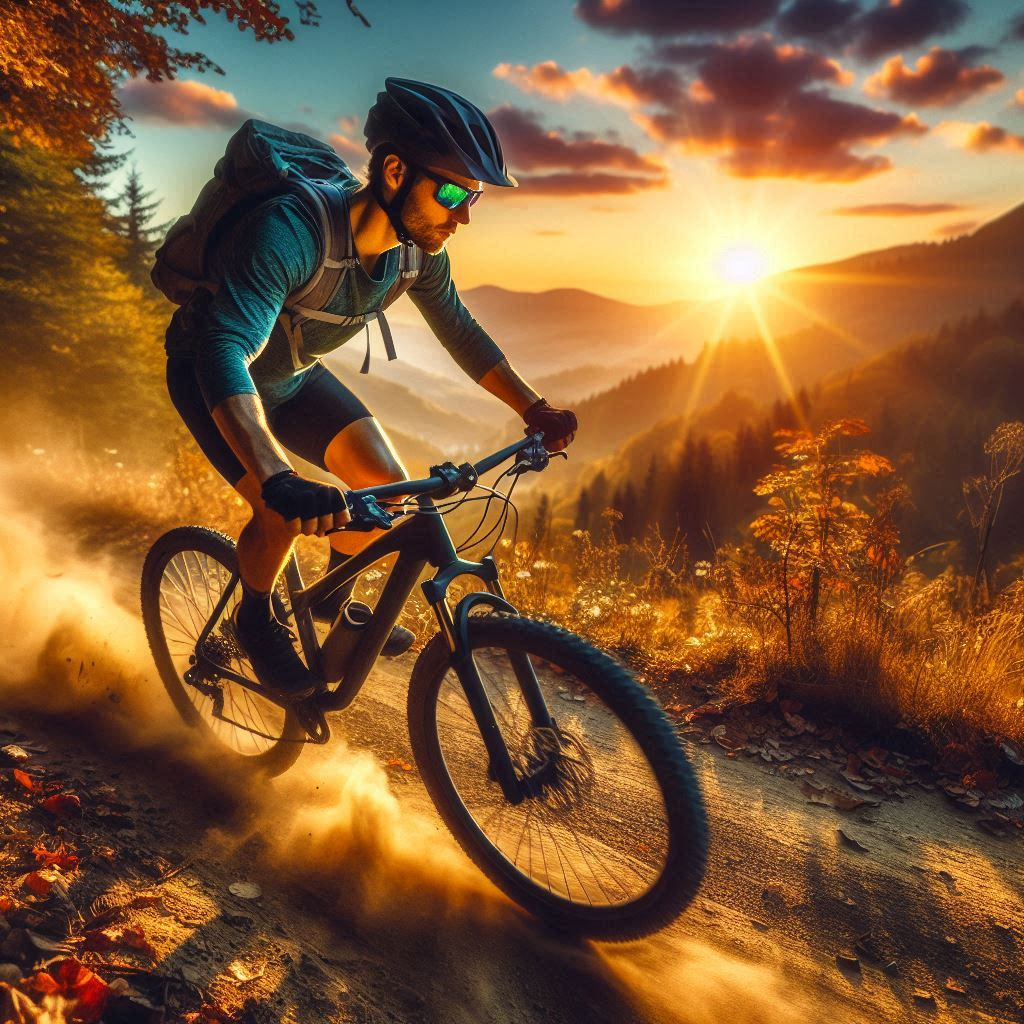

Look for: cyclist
[162,78,577,701]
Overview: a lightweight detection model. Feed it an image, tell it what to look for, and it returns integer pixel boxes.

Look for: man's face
[399,164,483,255]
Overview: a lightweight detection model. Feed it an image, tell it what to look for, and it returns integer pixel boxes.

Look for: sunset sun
[714,243,771,287]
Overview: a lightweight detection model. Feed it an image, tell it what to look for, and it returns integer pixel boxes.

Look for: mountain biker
[162,78,577,702]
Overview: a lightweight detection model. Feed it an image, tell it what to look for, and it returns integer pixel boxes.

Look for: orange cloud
[493,61,683,108]
[119,79,250,127]
[937,120,1024,153]
[865,48,1004,107]
[934,220,978,237]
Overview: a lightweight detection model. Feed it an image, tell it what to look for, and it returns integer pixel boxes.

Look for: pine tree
[530,492,552,554]
[109,165,166,287]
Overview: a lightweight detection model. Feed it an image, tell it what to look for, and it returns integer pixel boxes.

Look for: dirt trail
[0,475,1021,1023]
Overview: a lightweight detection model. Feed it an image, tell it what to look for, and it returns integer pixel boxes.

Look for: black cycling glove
[523,398,577,451]
[261,470,346,522]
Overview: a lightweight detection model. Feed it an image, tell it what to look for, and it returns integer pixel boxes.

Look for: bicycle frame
[287,494,553,801]
[192,434,558,802]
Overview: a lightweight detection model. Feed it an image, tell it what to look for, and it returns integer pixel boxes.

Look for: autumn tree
[963,421,1024,607]
[0,0,370,160]
[750,419,895,651]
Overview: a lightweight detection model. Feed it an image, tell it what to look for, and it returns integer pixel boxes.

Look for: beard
[400,200,455,255]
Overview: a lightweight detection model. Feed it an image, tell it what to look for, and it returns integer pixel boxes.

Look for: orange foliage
[0,1,309,158]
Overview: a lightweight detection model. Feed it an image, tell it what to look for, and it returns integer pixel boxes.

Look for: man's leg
[233,470,301,592]
[323,415,411,558]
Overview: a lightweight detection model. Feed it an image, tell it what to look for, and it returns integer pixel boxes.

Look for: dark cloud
[934,219,978,237]
[118,79,252,127]
[833,202,966,216]
[854,0,969,60]
[639,90,925,181]
[776,0,861,39]
[487,105,666,174]
[1008,11,1024,41]
[574,0,780,35]
[514,172,669,195]
[865,48,1004,107]
[658,36,850,109]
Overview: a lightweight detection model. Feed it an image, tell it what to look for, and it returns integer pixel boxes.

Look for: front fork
[427,558,555,804]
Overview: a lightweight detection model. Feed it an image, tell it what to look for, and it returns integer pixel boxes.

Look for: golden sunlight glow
[714,243,771,287]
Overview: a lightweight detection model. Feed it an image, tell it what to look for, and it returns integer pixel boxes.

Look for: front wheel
[407,615,708,940]
[141,526,305,776]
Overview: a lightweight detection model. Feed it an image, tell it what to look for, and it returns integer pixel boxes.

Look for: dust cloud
[0,455,849,1024]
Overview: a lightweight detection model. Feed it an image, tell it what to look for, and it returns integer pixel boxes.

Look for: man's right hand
[261,470,351,536]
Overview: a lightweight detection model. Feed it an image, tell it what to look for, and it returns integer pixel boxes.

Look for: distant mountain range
[347,201,1024,484]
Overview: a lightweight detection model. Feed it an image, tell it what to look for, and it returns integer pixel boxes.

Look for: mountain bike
[141,433,709,939]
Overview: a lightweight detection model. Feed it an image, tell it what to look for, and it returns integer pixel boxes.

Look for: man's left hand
[523,398,577,453]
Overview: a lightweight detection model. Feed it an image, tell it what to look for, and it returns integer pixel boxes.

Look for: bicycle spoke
[433,643,671,909]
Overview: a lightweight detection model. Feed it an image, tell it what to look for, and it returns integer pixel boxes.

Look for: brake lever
[345,493,395,531]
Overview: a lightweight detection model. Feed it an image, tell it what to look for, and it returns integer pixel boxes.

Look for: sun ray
[760,280,874,361]
[745,290,809,431]
[681,291,738,423]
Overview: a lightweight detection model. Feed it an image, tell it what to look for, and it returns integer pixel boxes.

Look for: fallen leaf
[228,881,261,900]
[32,844,79,873]
[226,959,265,984]
[962,769,998,793]
[41,793,81,817]
[1,746,30,763]
[998,738,1023,766]
[119,925,158,960]
[837,829,870,853]
[12,770,41,794]
[23,869,61,897]
[801,781,877,811]
[861,747,889,770]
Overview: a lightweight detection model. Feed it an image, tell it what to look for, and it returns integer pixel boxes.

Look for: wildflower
[694,561,711,578]
[515,570,532,579]
[589,604,603,618]
[532,560,552,571]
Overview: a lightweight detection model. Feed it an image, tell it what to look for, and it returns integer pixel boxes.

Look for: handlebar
[337,432,550,531]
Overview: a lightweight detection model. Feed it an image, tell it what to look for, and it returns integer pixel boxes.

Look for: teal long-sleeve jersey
[164,188,506,410]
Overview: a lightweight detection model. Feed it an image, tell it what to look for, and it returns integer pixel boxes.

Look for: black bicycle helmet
[364,77,517,243]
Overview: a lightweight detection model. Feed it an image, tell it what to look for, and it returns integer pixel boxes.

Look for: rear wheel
[141,526,305,775]
[408,615,708,939]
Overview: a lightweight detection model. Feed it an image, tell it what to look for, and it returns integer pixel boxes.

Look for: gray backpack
[152,119,422,373]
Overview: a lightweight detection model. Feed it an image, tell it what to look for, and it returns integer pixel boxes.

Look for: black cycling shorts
[166,358,372,486]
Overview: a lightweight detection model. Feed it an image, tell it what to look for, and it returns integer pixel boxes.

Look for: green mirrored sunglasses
[416,167,483,210]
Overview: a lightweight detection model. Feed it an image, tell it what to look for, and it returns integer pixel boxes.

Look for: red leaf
[23,870,55,897]
[49,960,110,1024]
[26,971,60,995]
[82,930,117,953]
[963,769,998,793]
[13,769,41,793]
[119,925,158,961]
[41,793,81,816]
[32,844,79,873]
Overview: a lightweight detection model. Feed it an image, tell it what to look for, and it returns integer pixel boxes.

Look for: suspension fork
[484,571,555,731]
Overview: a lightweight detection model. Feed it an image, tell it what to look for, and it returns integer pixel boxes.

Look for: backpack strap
[277,182,424,374]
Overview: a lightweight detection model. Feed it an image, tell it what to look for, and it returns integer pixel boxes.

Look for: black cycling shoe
[231,608,318,702]
[334,600,416,658]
